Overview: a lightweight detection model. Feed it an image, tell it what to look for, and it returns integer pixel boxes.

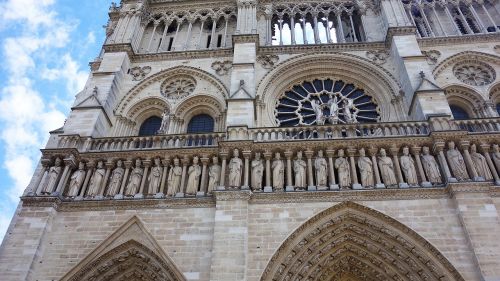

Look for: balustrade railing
[451,118,500,133]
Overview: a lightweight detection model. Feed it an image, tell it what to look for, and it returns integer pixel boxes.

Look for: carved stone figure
[186,157,202,195]
[147,158,162,195]
[421,147,442,185]
[328,96,339,124]
[493,144,500,172]
[335,149,351,189]
[294,151,307,189]
[400,147,418,186]
[88,161,105,196]
[42,158,62,194]
[251,153,264,191]
[107,160,124,196]
[272,153,285,191]
[167,158,182,196]
[125,159,143,196]
[68,162,86,197]
[158,109,170,134]
[207,157,221,194]
[311,99,325,125]
[314,150,328,188]
[228,149,243,188]
[446,142,469,181]
[470,144,493,180]
[357,148,374,187]
[378,149,397,186]
[343,99,358,124]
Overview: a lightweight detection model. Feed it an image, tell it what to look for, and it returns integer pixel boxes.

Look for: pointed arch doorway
[260,202,465,281]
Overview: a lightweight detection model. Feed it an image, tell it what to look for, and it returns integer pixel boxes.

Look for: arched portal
[260,202,465,281]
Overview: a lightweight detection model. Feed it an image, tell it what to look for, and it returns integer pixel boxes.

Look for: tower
[1,0,500,280]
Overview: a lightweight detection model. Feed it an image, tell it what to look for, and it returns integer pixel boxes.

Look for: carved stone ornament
[366,50,389,65]
[453,61,495,86]
[129,66,152,81]
[211,60,232,76]
[421,50,441,65]
[257,54,279,69]
[161,75,196,100]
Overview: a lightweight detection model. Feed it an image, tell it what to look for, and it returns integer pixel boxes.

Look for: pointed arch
[432,51,500,79]
[444,85,485,118]
[61,216,186,281]
[260,202,465,281]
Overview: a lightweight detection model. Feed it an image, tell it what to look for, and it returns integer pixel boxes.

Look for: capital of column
[105,160,115,169]
[263,150,273,160]
[326,148,335,158]
[459,140,471,150]
[347,147,357,157]
[219,149,229,159]
[389,145,400,156]
[181,156,190,166]
[284,150,294,159]
[161,157,171,167]
[142,159,152,168]
[479,143,492,153]
[63,155,77,168]
[242,150,252,159]
[433,141,446,153]
[200,157,210,165]
[368,146,379,157]
[304,149,314,159]
[410,146,422,156]
[124,160,134,169]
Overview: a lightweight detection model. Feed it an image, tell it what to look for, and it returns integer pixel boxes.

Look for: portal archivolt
[260,202,465,281]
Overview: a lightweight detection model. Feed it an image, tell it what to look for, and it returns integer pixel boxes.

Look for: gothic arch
[256,52,404,126]
[260,202,465,281]
[444,85,485,118]
[174,94,226,132]
[489,82,500,104]
[432,51,500,79]
[126,97,170,127]
[115,65,229,116]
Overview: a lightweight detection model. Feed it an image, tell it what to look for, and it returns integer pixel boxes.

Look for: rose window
[453,62,495,86]
[275,79,380,127]
[161,75,196,100]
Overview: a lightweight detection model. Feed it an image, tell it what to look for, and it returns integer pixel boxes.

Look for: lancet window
[137,7,237,54]
[139,116,162,136]
[450,105,470,119]
[264,2,366,46]
[402,0,500,38]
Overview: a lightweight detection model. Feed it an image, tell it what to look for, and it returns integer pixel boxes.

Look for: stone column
[35,160,51,195]
[390,146,408,188]
[137,159,150,198]
[79,161,95,198]
[284,150,294,191]
[433,142,455,183]
[348,147,362,189]
[160,158,170,195]
[480,144,500,185]
[305,150,315,191]
[116,160,132,199]
[326,149,338,190]
[99,160,113,196]
[218,150,228,190]
[54,157,75,195]
[369,146,384,188]
[199,156,210,196]
[411,146,432,187]
[460,141,482,181]
[264,151,272,192]
[242,151,251,190]
[179,156,189,196]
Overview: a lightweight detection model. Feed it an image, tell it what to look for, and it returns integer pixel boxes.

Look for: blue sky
[0,0,113,240]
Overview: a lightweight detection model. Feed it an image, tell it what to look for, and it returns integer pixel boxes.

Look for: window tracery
[161,75,196,100]
[275,79,380,127]
[453,62,495,86]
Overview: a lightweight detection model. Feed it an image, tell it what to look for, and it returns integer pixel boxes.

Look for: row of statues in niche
[311,97,359,125]
[36,142,500,198]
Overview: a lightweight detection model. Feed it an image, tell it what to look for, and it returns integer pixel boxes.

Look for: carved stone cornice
[385,26,418,46]
[213,190,252,201]
[258,41,386,56]
[418,33,500,47]
[446,182,495,195]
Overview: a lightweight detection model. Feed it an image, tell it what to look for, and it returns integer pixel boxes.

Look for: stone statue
[328,96,339,124]
[421,147,442,185]
[186,157,202,195]
[125,159,143,196]
[343,99,358,124]
[311,99,325,125]
[272,153,285,191]
[294,151,307,190]
[158,109,170,134]
[251,153,264,191]
[67,162,86,197]
[147,158,162,195]
[314,150,328,188]
[446,141,469,181]
[167,158,182,196]
[207,157,221,194]
[357,148,374,187]
[107,160,124,196]
[492,144,500,173]
[335,149,351,189]
[228,149,243,188]
[378,148,397,187]
[400,147,418,186]
[42,158,62,194]
[88,161,105,196]
[470,144,493,180]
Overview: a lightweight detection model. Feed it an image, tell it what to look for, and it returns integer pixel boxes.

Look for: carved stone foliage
[365,50,389,65]
[453,62,496,86]
[422,50,441,65]
[129,66,152,81]
[260,202,465,281]
[161,75,196,100]
[257,54,279,69]
[211,60,233,76]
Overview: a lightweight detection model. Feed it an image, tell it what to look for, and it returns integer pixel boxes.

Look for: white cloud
[0,0,88,240]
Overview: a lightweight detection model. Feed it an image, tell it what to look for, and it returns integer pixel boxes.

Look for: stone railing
[451,118,500,133]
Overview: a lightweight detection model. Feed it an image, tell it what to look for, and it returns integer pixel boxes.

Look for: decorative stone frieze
[256,54,279,69]
[421,49,441,65]
[365,50,389,65]
[453,61,495,86]
[129,66,152,81]
[211,60,233,75]
[160,75,196,100]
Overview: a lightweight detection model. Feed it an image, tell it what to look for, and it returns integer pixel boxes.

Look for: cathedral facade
[1,0,500,280]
